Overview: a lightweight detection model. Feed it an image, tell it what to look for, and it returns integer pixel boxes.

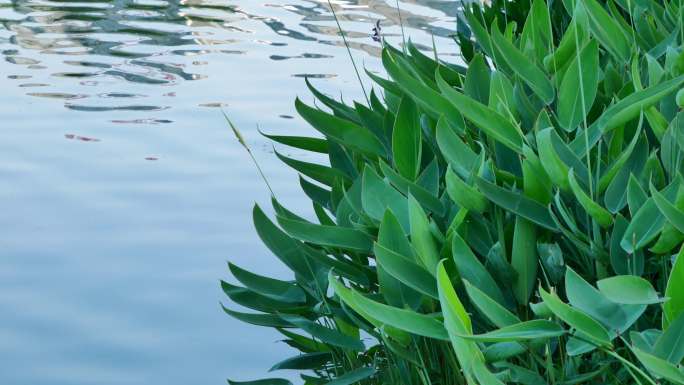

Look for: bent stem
[222,111,275,197]
[602,349,657,385]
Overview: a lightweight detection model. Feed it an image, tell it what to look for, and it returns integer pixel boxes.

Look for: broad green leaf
[306,207,336,233]
[558,40,599,131]
[407,40,438,74]
[464,280,520,328]
[228,378,292,385]
[511,217,537,305]
[382,49,465,131]
[610,215,644,275]
[471,359,505,385]
[228,262,306,304]
[253,205,319,281]
[651,182,684,233]
[660,112,684,176]
[491,26,554,104]
[435,70,524,154]
[324,367,375,385]
[221,281,305,313]
[329,273,389,333]
[275,150,349,187]
[452,234,505,305]
[388,45,436,89]
[551,191,583,237]
[259,130,329,153]
[665,246,684,327]
[278,328,331,353]
[462,6,495,59]
[457,320,565,342]
[565,267,646,333]
[653,311,684,364]
[598,115,643,193]
[482,342,527,363]
[581,0,631,62]
[548,127,591,185]
[475,177,558,231]
[520,0,553,64]
[277,215,373,252]
[634,348,684,384]
[436,260,478,373]
[544,18,588,73]
[305,246,370,287]
[536,128,570,191]
[353,97,386,144]
[377,210,422,308]
[570,76,684,156]
[305,77,360,123]
[222,306,292,328]
[365,69,401,96]
[409,195,441,273]
[522,145,552,204]
[538,243,565,284]
[627,174,648,215]
[361,165,409,232]
[269,352,332,371]
[433,268,467,339]
[280,315,365,351]
[647,54,664,86]
[295,98,385,157]
[436,116,479,178]
[489,71,516,117]
[374,242,438,299]
[621,178,681,253]
[540,288,612,348]
[604,136,648,213]
[642,151,666,190]
[630,329,660,353]
[347,286,448,340]
[327,141,357,180]
[650,223,684,255]
[300,177,331,210]
[530,301,552,318]
[597,276,663,305]
[379,161,445,216]
[413,155,439,193]
[392,97,422,180]
[464,53,490,104]
[568,169,613,227]
[631,56,669,140]
[445,166,487,213]
[460,211,495,256]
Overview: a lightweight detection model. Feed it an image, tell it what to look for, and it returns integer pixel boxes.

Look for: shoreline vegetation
[223,0,684,384]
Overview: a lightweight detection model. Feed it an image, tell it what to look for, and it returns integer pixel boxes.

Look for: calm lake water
[0,0,458,383]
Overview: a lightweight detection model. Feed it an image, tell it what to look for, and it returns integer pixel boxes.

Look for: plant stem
[222,112,275,197]
[327,0,370,106]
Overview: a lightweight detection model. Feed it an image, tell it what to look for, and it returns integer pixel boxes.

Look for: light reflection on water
[0,0,459,383]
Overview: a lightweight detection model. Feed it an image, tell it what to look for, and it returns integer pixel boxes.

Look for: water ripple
[0,1,459,384]
[1,0,459,108]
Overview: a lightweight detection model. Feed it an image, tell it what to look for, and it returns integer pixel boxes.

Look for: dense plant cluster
[222,0,684,384]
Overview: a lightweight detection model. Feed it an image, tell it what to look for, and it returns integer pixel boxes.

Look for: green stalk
[326,0,370,106]
[223,113,275,197]
[395,0,407,52]
[603,349,657,385]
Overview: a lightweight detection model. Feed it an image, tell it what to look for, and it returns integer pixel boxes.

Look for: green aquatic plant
[223,0,684,384]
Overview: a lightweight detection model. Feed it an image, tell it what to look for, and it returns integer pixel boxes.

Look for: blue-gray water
[0,0,457,383]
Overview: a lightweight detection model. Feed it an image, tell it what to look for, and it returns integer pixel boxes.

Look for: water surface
[0,0,458,383]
